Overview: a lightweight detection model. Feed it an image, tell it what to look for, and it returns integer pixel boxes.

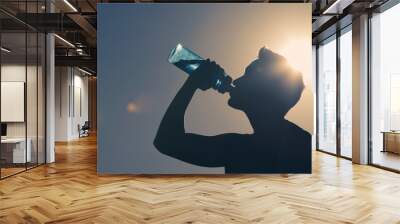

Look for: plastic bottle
[168,43,234,93]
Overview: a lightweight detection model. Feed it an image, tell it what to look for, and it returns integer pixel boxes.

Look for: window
[370,3,400,171]
[317,26,353,159]
[339,28,352,158]
[390,74,400,130]
[318,36,337,154]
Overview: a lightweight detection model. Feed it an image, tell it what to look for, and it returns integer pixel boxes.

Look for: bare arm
[153,60,229,167]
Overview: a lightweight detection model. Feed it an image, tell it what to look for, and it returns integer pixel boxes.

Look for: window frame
[315,24,353,160]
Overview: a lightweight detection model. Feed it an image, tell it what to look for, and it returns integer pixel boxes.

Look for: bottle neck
[214,74,234,93]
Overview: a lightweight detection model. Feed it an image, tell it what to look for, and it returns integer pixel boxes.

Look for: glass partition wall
[0,2,46,179]
[316,26,352,159]
[0,31,27,177]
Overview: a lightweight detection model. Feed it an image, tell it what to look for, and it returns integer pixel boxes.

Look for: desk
[1,138,31,163]
[382,131,400,154]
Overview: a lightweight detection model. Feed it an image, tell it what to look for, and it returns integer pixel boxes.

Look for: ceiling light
[1,47,11,53]
[322,0,355,15]
[76,48,85,55]
[54,34,75,48]
[78,67,93,76]
[322,0,340,14]
[63,0,78,12]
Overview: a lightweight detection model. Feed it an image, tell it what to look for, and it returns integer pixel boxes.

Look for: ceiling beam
[322,0,356,14]
[55,55,96,72]
[67,13,97,46]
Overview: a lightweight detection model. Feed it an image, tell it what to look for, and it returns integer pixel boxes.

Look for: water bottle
[168,43,234,93]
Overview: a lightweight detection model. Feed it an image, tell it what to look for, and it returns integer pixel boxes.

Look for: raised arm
[153,60,230,167]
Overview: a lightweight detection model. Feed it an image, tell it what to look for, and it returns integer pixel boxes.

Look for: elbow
[153,136,163,151]
[153,132,182,158]
[153,134,162,150]
[153,134,172,155]
[154,122,184,156]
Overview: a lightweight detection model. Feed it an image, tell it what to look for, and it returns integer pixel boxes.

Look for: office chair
[79,121,90,138]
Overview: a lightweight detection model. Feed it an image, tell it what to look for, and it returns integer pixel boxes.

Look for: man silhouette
[154,47,311,173]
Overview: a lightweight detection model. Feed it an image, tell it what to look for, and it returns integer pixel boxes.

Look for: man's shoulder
[215,133,252,140]
[212,133,252,146]
[285,121,311,139]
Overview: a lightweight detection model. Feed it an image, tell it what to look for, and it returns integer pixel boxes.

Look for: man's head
[228,47,304,117]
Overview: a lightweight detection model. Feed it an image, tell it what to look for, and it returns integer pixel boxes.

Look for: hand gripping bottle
[168,43,234,93]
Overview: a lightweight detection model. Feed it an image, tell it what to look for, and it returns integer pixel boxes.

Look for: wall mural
[98,3,313,174]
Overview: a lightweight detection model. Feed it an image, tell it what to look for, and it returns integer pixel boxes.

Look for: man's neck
[247,112,287,135]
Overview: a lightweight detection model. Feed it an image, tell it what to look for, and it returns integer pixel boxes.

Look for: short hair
[257,47,305,113]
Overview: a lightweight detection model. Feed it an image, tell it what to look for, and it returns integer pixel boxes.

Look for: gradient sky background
[98,3,312,174]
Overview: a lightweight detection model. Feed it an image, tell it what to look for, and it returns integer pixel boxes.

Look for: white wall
[72,73,89,138]
[55,67,89,141]
[1,65,27,140]
[1,65,39,137]
[55,66,70,141]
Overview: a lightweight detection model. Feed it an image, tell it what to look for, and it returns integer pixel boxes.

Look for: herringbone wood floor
[1,135,400,224]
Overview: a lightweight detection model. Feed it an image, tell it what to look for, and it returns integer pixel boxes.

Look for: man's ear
[258,46,269,60]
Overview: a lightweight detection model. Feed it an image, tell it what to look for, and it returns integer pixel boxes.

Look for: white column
[352,14,369,164]
[46,0,55,163]
[46,33,55,163]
